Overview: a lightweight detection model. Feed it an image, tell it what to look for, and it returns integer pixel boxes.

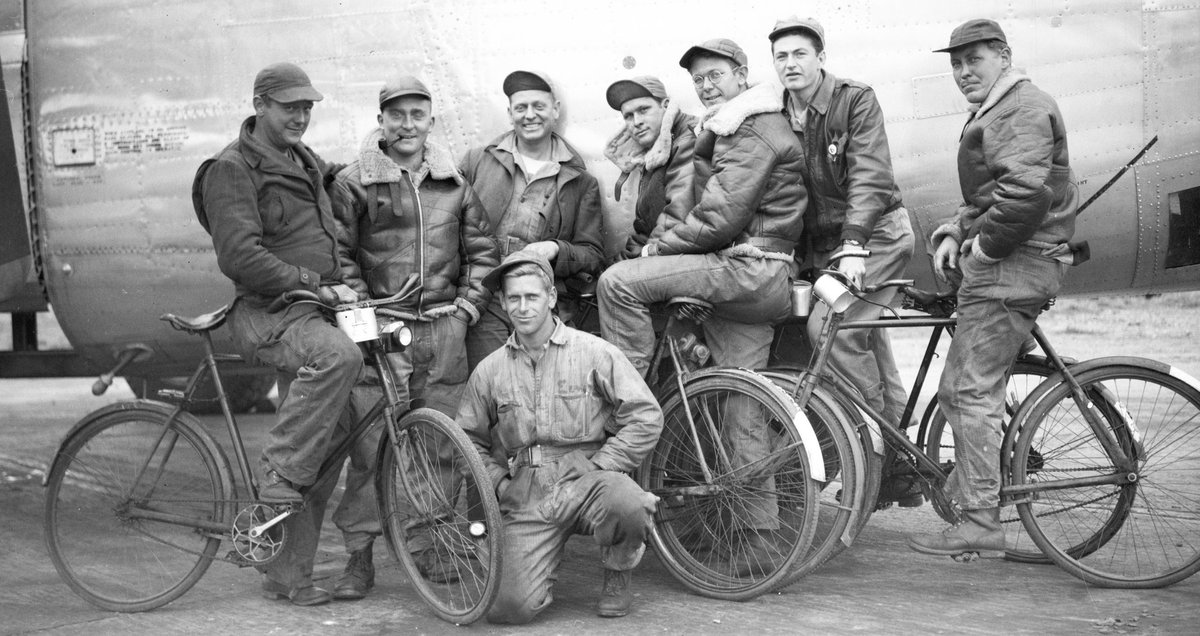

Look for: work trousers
[487,463,658,625]
[597,253,792,528]
[940,245,1067,510]
[807,211,915,430]
[258,376,352,589]
[228,298,362,487]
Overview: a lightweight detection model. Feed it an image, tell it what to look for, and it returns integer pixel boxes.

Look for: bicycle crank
[229,503,290,565]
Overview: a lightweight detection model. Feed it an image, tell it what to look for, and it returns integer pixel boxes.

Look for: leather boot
[262,577,333,606]
[260,469,303,504]
[333,544,375,600]
[907,508,1006,556]
[597,568,632,618]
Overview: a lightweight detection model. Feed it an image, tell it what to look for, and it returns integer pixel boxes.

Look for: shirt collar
[503,316,569,353]
[497,132,572,164]
[809,69,834,116]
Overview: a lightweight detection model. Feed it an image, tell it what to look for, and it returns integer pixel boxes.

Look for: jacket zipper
[406,171,426,315]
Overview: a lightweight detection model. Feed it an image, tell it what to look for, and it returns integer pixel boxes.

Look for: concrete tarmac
[2,377,1197,635]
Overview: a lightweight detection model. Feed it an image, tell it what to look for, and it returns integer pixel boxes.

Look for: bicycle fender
[789,408,827,482]
[42,399,201,487]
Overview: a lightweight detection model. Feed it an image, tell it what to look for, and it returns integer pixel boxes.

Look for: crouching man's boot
[597,568,632,618]
[907,508,1006,557]
[333,544,374,600]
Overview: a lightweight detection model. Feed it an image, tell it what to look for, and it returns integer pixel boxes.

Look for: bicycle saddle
[160,305,230,334]
[666,296,714,323]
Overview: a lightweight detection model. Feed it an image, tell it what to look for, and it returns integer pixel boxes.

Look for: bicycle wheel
[1013,362,1200,587]
[639,368,819,600]
[923,357,1058,561]
[377,407,502,624]
[761,369,866,582]
[44,403,232,612]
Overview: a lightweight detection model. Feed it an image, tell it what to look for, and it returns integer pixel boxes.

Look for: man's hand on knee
[558,450,599,481]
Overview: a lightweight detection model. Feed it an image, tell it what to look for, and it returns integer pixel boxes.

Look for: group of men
[193,13,1078,624]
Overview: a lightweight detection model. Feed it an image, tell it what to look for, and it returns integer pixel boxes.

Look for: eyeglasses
[691,69,731,87]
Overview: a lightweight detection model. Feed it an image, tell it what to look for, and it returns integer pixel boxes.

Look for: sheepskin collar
[604,102,681,174]
[971,69,1031,120]
[697,82,783,137]
[357,128,461,186]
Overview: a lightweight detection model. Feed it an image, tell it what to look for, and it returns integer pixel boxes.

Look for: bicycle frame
[795,283,1139,506]
[114,320,410,537]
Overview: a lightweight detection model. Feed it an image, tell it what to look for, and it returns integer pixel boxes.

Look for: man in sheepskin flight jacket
[602,75,697,260]
[597,38,806,576]
[328,74,498,601]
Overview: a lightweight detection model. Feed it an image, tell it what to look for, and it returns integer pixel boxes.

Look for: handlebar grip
[269,289,322,313]
[92,373,114,396]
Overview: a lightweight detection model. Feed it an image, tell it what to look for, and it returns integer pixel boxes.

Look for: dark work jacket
[459,131,604,280]
[652,83,806,256]
[605,106,698,259]
[783,71,904,252]
[192,116,340,301]
[332,131,498,321]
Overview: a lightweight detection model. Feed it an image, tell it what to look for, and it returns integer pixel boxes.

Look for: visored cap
[768,16,825,48]
[679,38,747,69]
[379,74,431,107]
[605,75,669,110]
[254,62,323,103]
[934,18,1007,53]
[482,249,555,292]
[502,70,554,97]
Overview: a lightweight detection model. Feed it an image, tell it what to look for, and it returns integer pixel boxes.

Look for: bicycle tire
[923,357,1060,562]
[639,368,819,600]
[1013,362,1200,588]
[761,369,867,581]
[44,402,232,612]
[377,407,502,624]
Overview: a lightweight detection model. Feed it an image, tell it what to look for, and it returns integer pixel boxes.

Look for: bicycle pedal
[951,550,1004,562]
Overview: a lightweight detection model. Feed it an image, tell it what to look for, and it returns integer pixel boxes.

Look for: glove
[557,449,599,481]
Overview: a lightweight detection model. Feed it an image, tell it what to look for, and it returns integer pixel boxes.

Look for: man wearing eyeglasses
[597,38,806,574]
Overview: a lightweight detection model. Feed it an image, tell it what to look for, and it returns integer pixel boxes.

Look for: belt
[511,443,602,469]
[737,236,795,254]
[498,236,530,257]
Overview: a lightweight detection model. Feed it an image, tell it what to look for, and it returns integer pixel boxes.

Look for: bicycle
[770,280,1082,568]
[43,286,504,622]
[565,286,827,600]
[787,270,1200,588]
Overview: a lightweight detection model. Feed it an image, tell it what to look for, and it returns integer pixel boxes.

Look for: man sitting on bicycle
[597,38,805,574]
[192,62,363,606]
[458,250,662,623]
[327,74,499,600]
[909,19,1078,557]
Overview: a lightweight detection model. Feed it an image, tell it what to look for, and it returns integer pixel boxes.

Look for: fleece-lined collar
[970,69,1030,120]
[697,82,783,137]
[603,102,681,174]
[357,129,461,187]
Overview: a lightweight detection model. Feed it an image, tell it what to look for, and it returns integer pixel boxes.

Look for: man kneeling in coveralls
[457,250,663,623]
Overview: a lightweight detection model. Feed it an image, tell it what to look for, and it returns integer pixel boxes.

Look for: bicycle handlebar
[267,273,422,314]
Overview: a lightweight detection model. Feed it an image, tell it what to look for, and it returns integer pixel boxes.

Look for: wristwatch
[842,239,862,247]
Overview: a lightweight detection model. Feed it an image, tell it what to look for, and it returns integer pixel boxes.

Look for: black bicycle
[43,286,503,622]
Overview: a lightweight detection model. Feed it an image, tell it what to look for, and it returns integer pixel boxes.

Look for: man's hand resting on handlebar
[317,283,361,306]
